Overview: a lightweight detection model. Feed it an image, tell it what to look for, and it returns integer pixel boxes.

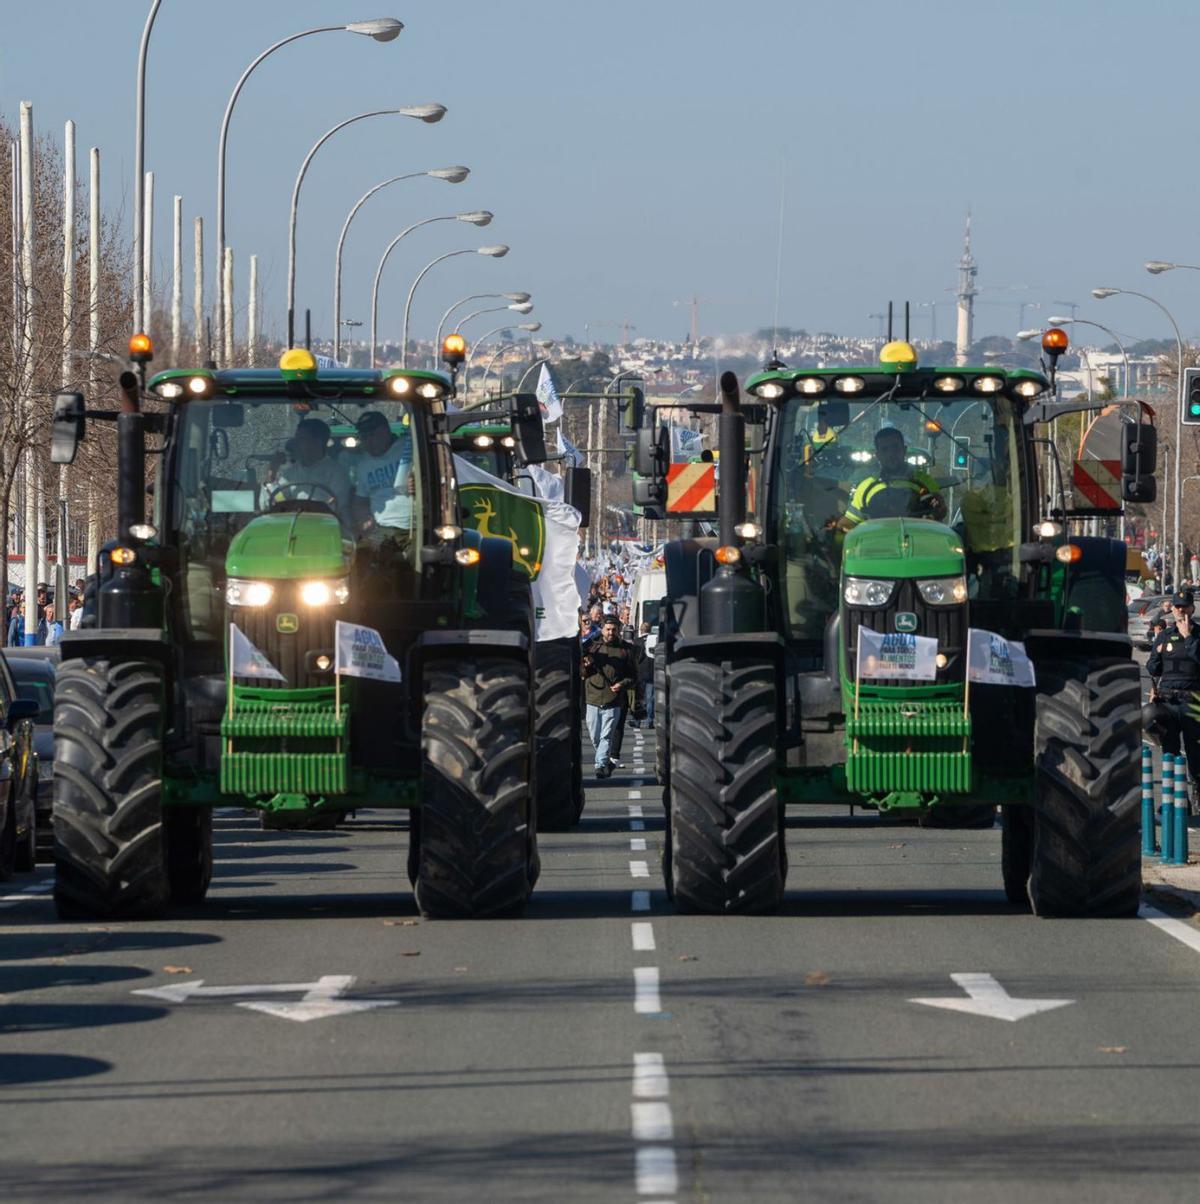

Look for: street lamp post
[435,291,531,359]
[287,104,445,347]
[1045,316,1131,399]
[215,17,403,363]
[400,245,509,367]
[1093,287,1185,586]
[132,0,162,336]
[369,214,494,368]
[466,322,542,396]
[332,165,468,362]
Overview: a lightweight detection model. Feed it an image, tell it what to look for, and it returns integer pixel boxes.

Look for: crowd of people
[3,578,86,647]
[578,578,658,780]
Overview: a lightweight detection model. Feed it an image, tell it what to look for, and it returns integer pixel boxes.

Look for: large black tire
[667,656,784,914]
[569,642,584,823]
[1000,804,1033,909]
[1028,656,1142,918]
[14,788,36,873]
[653,640,668,787]
[164,807,214,905]
[416,656,535,919]
[53,659,169,920]
[533,639,576,832]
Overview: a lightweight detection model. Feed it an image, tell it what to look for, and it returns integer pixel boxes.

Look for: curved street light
[132,0,163,335]
[434,291,531,359]
[369,212,493,368]
[332,165,468,361]
[1093,286,1185,584]
[1146,261,1200,275]
[286,103,446,345]
[467,322,542,394]
[215,16,404,361]
[401,245,509,367]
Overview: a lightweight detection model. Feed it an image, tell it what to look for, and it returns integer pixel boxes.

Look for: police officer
[838,426,945,531]
[1145,587,1200,789]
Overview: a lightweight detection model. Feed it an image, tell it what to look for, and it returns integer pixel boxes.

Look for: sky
[3,0,1200,354]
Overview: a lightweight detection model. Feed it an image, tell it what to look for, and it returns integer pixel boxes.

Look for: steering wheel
[916,491,946,521]
[264,482,338,515]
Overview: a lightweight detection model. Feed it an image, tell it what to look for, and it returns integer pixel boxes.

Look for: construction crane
[584,319,637,345]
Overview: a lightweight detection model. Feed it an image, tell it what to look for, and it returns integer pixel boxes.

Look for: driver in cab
[261,417,354,535]
[837,426,944,531]
[351,410,414,544]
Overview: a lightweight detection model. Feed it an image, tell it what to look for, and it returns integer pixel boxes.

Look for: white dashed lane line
[631,838,647,852]
[632,921,656,952]
[634,967,662,1014]
[630,860,650,878]
[631,890,651,912]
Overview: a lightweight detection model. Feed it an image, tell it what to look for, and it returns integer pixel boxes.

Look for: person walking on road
[582,616,635,779]
[1146,587,1200,796]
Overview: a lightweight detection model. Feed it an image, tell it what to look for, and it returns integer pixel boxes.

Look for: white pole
[142,169,154,333]
[36,472,47,598]
[193,216,204,361]
[20,103,37,641]
[247,253,258,367]
[87,146,101,576]
[59,120,76,594]
[9,140,20,593]
[171,194,182,364]
[223,246,234,364]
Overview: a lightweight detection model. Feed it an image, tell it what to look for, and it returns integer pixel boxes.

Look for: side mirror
[5,697,39,732]
[1121,421,1157,503]
[564,465,592,527]
[633,426,668,478]
[50,390,86,464]
[510,392,547,464]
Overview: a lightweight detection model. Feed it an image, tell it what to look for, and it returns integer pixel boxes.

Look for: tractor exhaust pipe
[718,370,744,549]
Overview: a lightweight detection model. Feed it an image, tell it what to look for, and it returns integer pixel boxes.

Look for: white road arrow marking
[909,972,1074,1022]
[132,975,398,1022]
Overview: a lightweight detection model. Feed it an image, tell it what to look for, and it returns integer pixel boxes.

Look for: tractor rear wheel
[667,656,784,914]
[53,659,169,920]
[1000,805,1033,908]
[165,807,213,905]
[1029,656,1141,918]
[417,656,535,918]
[533,639,576,832]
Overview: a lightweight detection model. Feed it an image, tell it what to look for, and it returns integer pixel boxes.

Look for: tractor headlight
[844,577,896,607]
[300,579,351,607]
[917,576,968,606]
[226,578,274,607]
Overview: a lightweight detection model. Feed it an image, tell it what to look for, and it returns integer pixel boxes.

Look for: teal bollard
[1142,744,1157,855]
[1172,753,1189,867]
[1161,755,1175,864]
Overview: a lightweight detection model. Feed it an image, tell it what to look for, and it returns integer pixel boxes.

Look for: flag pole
[853,632,863,756]
[226,622,234,756]
[334,621,342,754]
[961,629,972,753]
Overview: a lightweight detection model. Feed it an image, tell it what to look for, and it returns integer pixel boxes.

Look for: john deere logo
[894,612,918,633]
[276,613,299,634]
[458,482,546,581]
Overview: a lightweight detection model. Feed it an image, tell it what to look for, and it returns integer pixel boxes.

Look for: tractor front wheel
[533,639,576,832]
[1029,657,1141,918]
[1000,805,1033,909]
[417,657,535,918]
[53,659,169,920]
[165,807,213,905]
[667,656,784,914]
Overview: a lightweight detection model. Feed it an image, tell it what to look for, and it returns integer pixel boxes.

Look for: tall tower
[954,211,977,366]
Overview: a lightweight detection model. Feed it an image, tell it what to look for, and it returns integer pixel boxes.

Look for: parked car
[0,650,38,878]
[1128,595,1168,650]
[2,646,56,860]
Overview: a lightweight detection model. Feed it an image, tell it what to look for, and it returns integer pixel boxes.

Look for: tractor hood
[843,518,964,579]
[225,511,352,580]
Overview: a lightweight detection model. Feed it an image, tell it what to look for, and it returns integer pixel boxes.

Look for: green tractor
[48,341,540,920]
[634,329,1154,917]
[447,397,592,831]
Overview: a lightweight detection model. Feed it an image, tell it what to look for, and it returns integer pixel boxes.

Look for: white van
[631,569,667,633]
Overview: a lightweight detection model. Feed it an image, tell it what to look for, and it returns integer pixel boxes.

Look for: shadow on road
[0,1053,112,1087]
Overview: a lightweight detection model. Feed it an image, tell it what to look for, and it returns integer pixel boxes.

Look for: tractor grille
[230,594,337,688]
[844,580,966,686]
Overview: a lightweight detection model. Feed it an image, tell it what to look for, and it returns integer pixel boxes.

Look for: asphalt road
[4,722,1200,1202]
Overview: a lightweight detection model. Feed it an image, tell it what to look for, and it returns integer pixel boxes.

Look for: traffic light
[952,436,970,470]
[1183,367,1200,425]
[618,385,645,434]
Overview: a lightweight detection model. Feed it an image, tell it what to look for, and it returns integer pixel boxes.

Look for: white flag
[557,426,584,467]
[526,463,564,502]
[229,622,286,683]
[856,625,939,682]
[453,454,582,642]
[535,362,562,423]
[966,628,1036,687]
[334,620,402,683]
[670,424,706,461]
